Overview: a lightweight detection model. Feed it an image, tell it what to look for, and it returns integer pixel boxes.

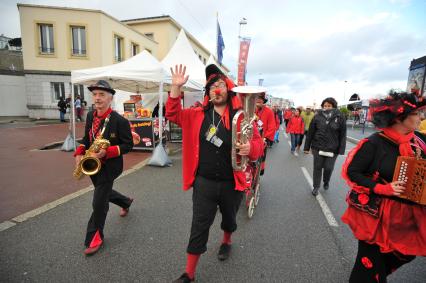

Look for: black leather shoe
[323,183,329,190]
[312,187,319,196]
[217,243,231,261]
[173,273,194,283]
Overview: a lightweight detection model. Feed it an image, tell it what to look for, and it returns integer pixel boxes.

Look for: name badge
[205,125,217,141]
[211,135,223,148]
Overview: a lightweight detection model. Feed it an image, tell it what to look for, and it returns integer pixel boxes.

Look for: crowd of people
[72,63,425,282]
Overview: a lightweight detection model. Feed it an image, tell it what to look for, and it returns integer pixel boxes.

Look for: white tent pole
[158,81,164,145]
[71,83,76,150]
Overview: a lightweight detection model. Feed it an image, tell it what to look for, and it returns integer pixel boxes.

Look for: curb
[0,145,182,233]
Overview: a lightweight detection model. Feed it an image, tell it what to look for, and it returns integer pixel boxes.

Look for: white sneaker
[294,152,299,156]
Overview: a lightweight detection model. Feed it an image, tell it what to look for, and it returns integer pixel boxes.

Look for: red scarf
[90,107,112,142]
[382,128,415,157]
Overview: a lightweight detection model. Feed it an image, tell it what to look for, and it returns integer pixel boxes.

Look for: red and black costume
[74,80,134,254]
[167,65,263,282]
[341,91,426,282]
[255,94,275,175]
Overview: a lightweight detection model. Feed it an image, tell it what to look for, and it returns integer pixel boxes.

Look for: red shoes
[119,198,134,217]
[84,242,103,256]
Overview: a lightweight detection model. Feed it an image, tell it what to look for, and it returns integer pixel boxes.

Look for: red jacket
[274,112,280,131]
[255,106,276,142]
[286,116,305,134]
[166,97,264,191]
[284,109,293,120]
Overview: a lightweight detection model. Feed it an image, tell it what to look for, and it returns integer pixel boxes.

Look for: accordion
[392,156,426,205]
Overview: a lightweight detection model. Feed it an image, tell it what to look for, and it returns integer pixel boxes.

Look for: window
[71,26,86,56]
[144,33,154,39]
[51,82,65,101]
[198,54,202,60]
[131,43,139,56]
[39,24,54,54]
[203,58,206,65]
[73,84,85,101]
[114,35,123,62]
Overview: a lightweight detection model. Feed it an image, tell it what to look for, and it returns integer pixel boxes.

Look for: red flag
[237,38,251,86]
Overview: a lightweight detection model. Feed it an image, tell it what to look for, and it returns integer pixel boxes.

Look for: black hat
[87,80,116,95]
[369,90,426,128]
[258,92,268,103]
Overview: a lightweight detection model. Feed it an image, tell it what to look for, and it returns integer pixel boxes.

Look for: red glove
[373,183,394,196]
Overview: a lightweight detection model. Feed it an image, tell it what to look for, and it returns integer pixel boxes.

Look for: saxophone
[73,117,111,180]
[231,88,260,171]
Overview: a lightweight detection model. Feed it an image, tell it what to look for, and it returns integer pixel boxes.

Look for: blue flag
[217,20,225,65]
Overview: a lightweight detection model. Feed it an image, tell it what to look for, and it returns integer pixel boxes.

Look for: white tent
[72,50,170,93]
[69,50,197,166]
[161,29,205,90]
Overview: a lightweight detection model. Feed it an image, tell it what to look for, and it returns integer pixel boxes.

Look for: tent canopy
[161,30,205,90]
[71,50,170,93]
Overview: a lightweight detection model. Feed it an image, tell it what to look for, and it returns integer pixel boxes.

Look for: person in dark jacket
[57,97,67,122]
[304,97,346,196]
[74,80,134,256]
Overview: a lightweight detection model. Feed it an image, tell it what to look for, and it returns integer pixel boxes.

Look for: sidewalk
[0,122,166,223]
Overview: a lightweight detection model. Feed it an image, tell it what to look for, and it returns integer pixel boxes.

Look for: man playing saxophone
[74,80,134,256]
[167,64,263,283]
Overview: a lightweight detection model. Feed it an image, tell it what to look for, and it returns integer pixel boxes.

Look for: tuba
[231,86,266,171]
[73,117,111,180]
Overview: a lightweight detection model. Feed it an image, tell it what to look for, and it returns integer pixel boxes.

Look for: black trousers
[84,179,132,247]
[298,130,308,147]
[349,241,415,283]
[312,149,338,189]
[187,175,243,254]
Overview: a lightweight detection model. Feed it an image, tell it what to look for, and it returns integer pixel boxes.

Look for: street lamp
[237,18,247,84]
[239,17,247,39]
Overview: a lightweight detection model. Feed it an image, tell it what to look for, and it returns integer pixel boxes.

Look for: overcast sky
[1,0,425,106]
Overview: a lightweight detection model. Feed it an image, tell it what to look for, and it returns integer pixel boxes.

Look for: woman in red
[341,91,426,282]
[286,108,304,155]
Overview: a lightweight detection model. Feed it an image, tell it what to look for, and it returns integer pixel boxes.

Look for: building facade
[16,4,221,119]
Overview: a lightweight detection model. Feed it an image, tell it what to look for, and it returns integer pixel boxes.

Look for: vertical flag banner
[217,20,225,65]
[237,38,251,86]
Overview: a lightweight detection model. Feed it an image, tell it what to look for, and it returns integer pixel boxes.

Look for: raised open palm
[171,64,189,88]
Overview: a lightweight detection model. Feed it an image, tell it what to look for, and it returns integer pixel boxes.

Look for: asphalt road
[0,129,425,282]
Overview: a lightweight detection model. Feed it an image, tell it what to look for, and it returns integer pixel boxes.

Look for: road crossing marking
[301,167,339,227]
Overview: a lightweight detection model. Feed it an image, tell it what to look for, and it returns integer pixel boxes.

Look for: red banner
[237,38,251,86]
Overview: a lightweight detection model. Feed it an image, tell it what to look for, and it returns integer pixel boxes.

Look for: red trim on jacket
[73,144,86,157]
[166,96,263,191]
[105,145,120,159]
[286,116,305,134]
[256,106,276,141]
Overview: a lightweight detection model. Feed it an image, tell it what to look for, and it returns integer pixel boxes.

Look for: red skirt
[342,198,426,256]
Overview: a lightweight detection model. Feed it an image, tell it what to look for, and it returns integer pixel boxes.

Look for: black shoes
[312,187,319,196]
[173,273,194,283]
[323,183,329,190]
[217,243,231,261]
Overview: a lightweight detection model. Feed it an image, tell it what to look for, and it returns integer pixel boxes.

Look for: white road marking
[0,221,16,232]
[301,167,339,227]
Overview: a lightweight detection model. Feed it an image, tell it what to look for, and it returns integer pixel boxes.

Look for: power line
[176,0,208,33]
